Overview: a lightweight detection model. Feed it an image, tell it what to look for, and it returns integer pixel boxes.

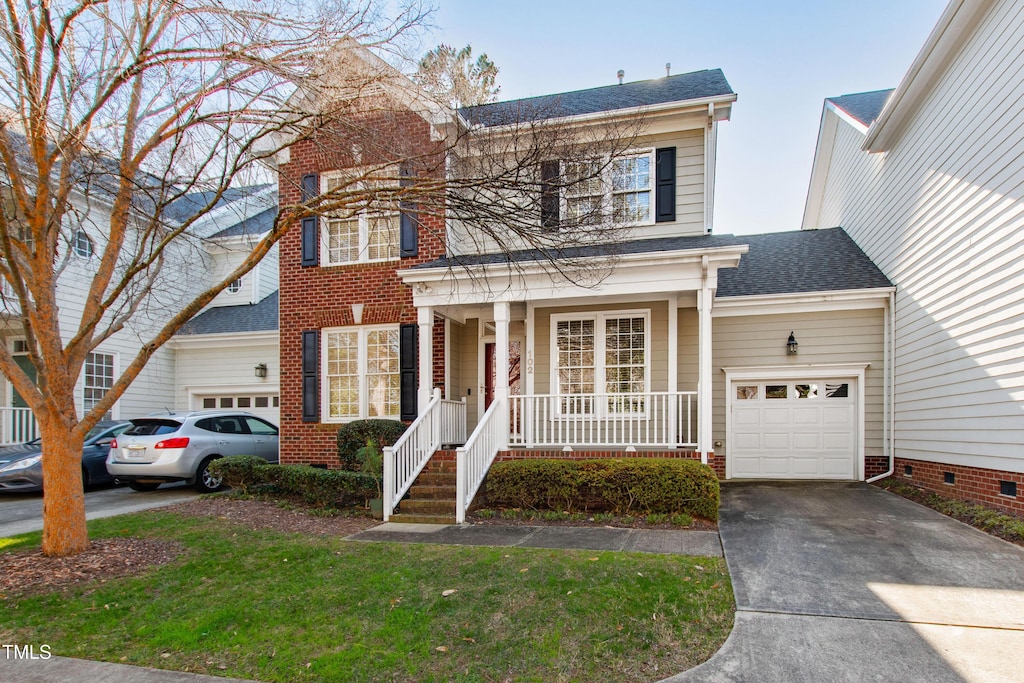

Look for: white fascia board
[864,0,990,152]
[712,287,895,318]
[398,244,748,308]
[461,93,737,136]
[169,330,279,349]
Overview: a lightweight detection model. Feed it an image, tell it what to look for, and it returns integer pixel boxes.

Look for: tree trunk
[39,421,89,557]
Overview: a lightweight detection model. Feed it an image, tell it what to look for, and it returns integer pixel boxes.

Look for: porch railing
[509,391,697,448]
[456,397,504,524]
[383,389,467,521]
[0,407,38,445]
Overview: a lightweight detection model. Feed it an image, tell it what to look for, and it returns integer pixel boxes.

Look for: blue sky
[430,0,948,235]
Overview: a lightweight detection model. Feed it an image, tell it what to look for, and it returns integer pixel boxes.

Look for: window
[83,352,114,416]
[227,277,243,293]
[321,174,400,265]
[561,151,654,227]
[72,229,94,258]
[324,326,400,421]
[552,311,649,415]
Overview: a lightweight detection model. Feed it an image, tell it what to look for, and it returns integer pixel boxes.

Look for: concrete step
[409,484,457,500]
[400,498,457,514]
[388,512,456,525]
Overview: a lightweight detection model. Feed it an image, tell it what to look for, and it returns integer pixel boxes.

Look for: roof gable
[826,89,893,127]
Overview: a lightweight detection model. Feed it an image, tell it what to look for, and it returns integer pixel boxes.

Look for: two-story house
[279,46,894,523]
[802,0,1024,514]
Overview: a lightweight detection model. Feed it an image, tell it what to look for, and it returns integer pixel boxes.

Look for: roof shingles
[177,291,278,336]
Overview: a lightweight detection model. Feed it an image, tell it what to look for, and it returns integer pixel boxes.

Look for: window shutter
[301,330,319,422]
[540,160,560,229]
[399,167,418,257]
[300,174,319,266]
[655,147,676,223]
[399,324,418,420]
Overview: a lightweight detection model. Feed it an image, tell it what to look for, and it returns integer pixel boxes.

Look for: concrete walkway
[662,482,1024,683]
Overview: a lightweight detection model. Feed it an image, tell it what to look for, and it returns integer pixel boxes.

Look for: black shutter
[301,330,319,422]
[540,160,560,230]
[655,147,676,223]
[399,323,418,420]
[300,174,319,266]
[399,166,418,257]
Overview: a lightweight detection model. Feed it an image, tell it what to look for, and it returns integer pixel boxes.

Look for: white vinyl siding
[806,0,1024,473]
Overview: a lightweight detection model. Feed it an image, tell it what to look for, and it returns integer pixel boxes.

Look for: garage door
[730,379,856,479]
[195,393,279,425]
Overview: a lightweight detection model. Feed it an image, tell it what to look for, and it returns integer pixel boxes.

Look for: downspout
[866,289,896,483]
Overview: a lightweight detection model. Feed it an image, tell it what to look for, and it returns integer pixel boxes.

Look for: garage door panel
[730,378,857,481]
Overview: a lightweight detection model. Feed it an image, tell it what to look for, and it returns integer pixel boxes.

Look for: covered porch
[385,241,747,522]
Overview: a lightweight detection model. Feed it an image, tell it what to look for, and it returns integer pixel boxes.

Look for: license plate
[124,446,146,460]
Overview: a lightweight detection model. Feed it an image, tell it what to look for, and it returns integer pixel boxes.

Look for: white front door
[729,378,857,479]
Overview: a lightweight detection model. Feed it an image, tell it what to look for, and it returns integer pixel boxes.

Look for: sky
[428,0,949,235]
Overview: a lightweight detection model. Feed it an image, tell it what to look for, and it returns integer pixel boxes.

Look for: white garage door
[195,393,279,425]
[730,379,856,479]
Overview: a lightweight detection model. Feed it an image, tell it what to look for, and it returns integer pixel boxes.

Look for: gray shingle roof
[716,228,892,297]
[414,228,891,297]
[163,184,274,225]
[826,89,893,127]
[177,291,278,335]
[211,207,277,239]
[459,69,734,127]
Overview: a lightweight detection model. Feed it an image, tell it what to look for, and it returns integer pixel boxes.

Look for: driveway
[0,484,199,537]
[664,482,1024,682]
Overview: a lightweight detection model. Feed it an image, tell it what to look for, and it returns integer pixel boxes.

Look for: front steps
[388,452,459,524]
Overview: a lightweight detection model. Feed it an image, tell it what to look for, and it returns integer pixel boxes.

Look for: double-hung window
[323,326,400,421]
[321,174,400,265]
[84,352,115,418]
[552,310,650,415]
[561,151,654,227]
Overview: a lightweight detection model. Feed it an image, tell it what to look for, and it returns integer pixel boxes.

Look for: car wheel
[194,457,223,493]
[128,481,161,492]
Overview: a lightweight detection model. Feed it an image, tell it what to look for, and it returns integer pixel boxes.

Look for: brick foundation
[893,456,1024,516]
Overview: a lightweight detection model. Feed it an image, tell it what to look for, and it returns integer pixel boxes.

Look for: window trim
[72,228,95,258]
[83,351,118,419]
[559,149,656,228]
[321,324,401,423]
[549,309,652,417]
[319,172,401,267]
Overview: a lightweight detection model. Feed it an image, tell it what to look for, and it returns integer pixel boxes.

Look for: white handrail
[509,391,697,448]
[455,397,505,524]
[383,389,467,521]
[0,407,38,446]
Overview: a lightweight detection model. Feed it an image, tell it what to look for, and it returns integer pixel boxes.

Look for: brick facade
[893,456,1024,516]
[278,106,447,467]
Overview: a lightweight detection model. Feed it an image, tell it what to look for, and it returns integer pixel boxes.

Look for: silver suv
[107,410,279,493]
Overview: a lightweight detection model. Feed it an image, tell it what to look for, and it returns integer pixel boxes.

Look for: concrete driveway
[0,484,199,537]
[664,482,1024,683]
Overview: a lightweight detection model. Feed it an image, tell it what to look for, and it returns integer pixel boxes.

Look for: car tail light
[110,439,118,449]
[155,437,190,449]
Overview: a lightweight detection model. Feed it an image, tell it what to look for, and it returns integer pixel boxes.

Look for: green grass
[2,511,734,682]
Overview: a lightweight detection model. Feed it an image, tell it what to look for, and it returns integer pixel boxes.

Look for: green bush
[207,455,269,495]
[483,458,720,520]
[207,456,377,508]
[336,420,407,470]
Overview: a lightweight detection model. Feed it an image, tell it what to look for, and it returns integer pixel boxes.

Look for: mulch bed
[0,538,182,599]
[164,495,382,537]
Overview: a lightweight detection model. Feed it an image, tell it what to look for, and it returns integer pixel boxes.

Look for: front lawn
[2,509,734,682]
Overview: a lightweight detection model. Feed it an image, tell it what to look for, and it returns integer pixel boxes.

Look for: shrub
[336,420,407,470]
[208,456,378,509]
[207,455,269,495]
[484,458,720,520]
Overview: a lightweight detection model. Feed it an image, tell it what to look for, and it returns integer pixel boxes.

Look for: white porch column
[697,277,713,464]
[667,294,679,447]
[418,306,434,412]
[494,301,511,447]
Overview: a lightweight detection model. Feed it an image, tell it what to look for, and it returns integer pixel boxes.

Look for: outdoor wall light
[787,332,799,356]
[254,363,268,378]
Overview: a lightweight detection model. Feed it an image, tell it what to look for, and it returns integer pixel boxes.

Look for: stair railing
[383,389,467,521]
[455,397,505,524]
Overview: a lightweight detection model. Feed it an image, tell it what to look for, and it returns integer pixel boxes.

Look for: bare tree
[0,0,430,556]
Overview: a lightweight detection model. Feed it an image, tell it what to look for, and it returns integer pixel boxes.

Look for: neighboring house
[802,0,1024,513]
[0,183,278,443]
[279,46,895,523]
